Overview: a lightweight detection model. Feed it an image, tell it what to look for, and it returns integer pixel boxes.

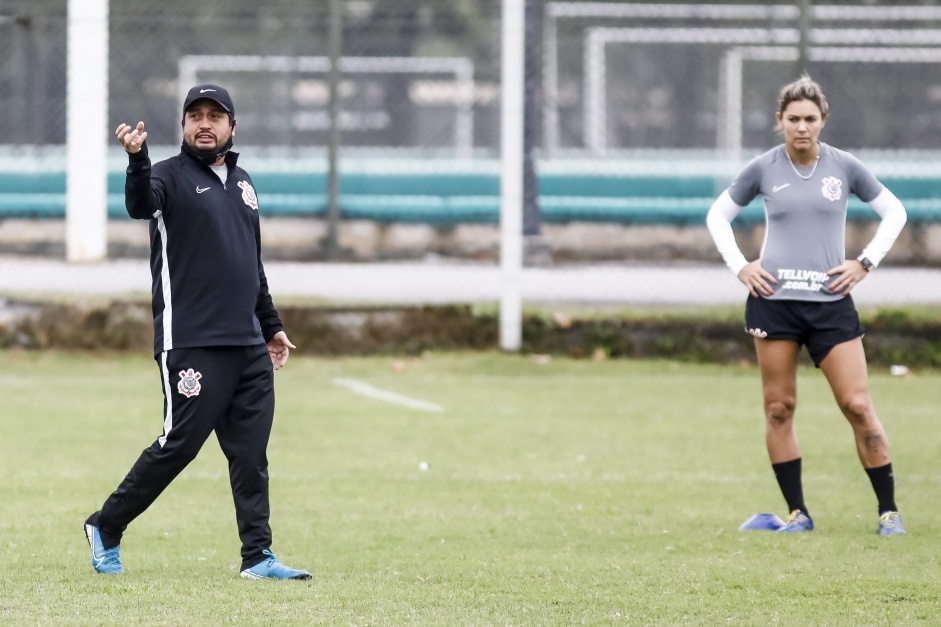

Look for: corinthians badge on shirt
[821,176,842,202]
[238,180,258,210]
[178,368,203,398]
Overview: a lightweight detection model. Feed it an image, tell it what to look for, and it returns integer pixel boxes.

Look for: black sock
[772,458,808,516]
[865,463,898,514]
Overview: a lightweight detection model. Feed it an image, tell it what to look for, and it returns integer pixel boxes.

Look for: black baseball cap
[183,84,235,115]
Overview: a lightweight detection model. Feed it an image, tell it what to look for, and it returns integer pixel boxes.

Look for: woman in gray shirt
[707,75,907,535]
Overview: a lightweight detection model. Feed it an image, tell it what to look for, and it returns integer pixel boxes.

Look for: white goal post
[582,26,941,156]
[543,2,798,154]
[66,0,108,262]
[543,2,941,155]
[500,0,524,351]
[718,46,941,163]
[178,54,475,158]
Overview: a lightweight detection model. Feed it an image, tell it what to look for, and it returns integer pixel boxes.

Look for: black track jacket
[125,143,282,356]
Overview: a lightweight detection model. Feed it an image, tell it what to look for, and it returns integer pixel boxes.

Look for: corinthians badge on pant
[177,368,203,398]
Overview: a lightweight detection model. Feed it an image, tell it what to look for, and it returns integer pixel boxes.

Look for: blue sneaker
[240,550,311,580]
[879,511,907,536]
[778,510,814,533]
[84,515,124,575]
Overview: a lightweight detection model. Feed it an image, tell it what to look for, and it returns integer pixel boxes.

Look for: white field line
[331,378,444,413]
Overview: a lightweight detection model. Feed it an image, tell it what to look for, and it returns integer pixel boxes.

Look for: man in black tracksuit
[84,84,310,580]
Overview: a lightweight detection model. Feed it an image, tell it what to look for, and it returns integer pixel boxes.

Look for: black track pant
[97,344,275,571]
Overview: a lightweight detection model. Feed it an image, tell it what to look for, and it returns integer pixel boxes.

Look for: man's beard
[182,135,234,164]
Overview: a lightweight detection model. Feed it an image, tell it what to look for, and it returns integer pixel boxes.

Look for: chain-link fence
[5,1,940,153]
[109,0,503,153]
[0,0,503,150]
[547,2,941,154]
[2,1,941,274]
[0,1,66,146]
[3,1,940,152]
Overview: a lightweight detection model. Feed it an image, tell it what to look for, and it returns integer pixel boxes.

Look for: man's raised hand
[116,121,147,154]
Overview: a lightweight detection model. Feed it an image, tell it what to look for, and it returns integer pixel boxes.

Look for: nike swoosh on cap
[200,89,216,93]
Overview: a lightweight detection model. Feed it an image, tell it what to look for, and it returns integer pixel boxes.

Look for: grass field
[1,350,940,626]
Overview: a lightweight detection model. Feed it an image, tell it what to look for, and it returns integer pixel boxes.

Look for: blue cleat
[84,515,124,575]
[878,511,907,536]
[240,550,311,580]
[777,509,814,533]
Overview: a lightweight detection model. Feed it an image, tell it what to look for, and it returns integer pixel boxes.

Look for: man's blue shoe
[778,509,814,533]
[240,550,311,580]
[879,511,907,536]
[84,515,124,575]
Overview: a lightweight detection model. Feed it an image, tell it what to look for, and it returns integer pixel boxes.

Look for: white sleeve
[706,190,749,276]
[860,188,907,267]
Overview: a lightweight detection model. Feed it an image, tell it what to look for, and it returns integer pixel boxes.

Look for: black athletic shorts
[744,295,866,367]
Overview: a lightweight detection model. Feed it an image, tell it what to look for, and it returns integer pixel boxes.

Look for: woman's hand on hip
[827,260,868,296]
[737,260,777,298]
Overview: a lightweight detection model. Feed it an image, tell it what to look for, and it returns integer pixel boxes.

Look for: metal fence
[547,2,941,155]
[0,0,502,151]
[6,1,941,153]
[2,0,941,272]
[0,1,67,147]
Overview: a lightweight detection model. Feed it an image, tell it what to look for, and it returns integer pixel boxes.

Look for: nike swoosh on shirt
[196,186,211,193]
[772,184,791,193]
[199,89,216,93]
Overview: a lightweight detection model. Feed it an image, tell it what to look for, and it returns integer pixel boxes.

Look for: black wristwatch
[858,257,874,272]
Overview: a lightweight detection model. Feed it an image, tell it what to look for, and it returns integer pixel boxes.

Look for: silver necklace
[786,149,819,180]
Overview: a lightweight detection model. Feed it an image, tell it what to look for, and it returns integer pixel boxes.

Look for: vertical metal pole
[323,0,342,259]
[523,0,551,265]
[66,0,108,262]
[11,17,29,144]
[522,5,540,229]
[500,0,524,351]
[797,0,811,76]
[584,30,606,156]
[717,49,744,197]
[541,8,557,155]
[454,59,474,158]
[717,50,743,160]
